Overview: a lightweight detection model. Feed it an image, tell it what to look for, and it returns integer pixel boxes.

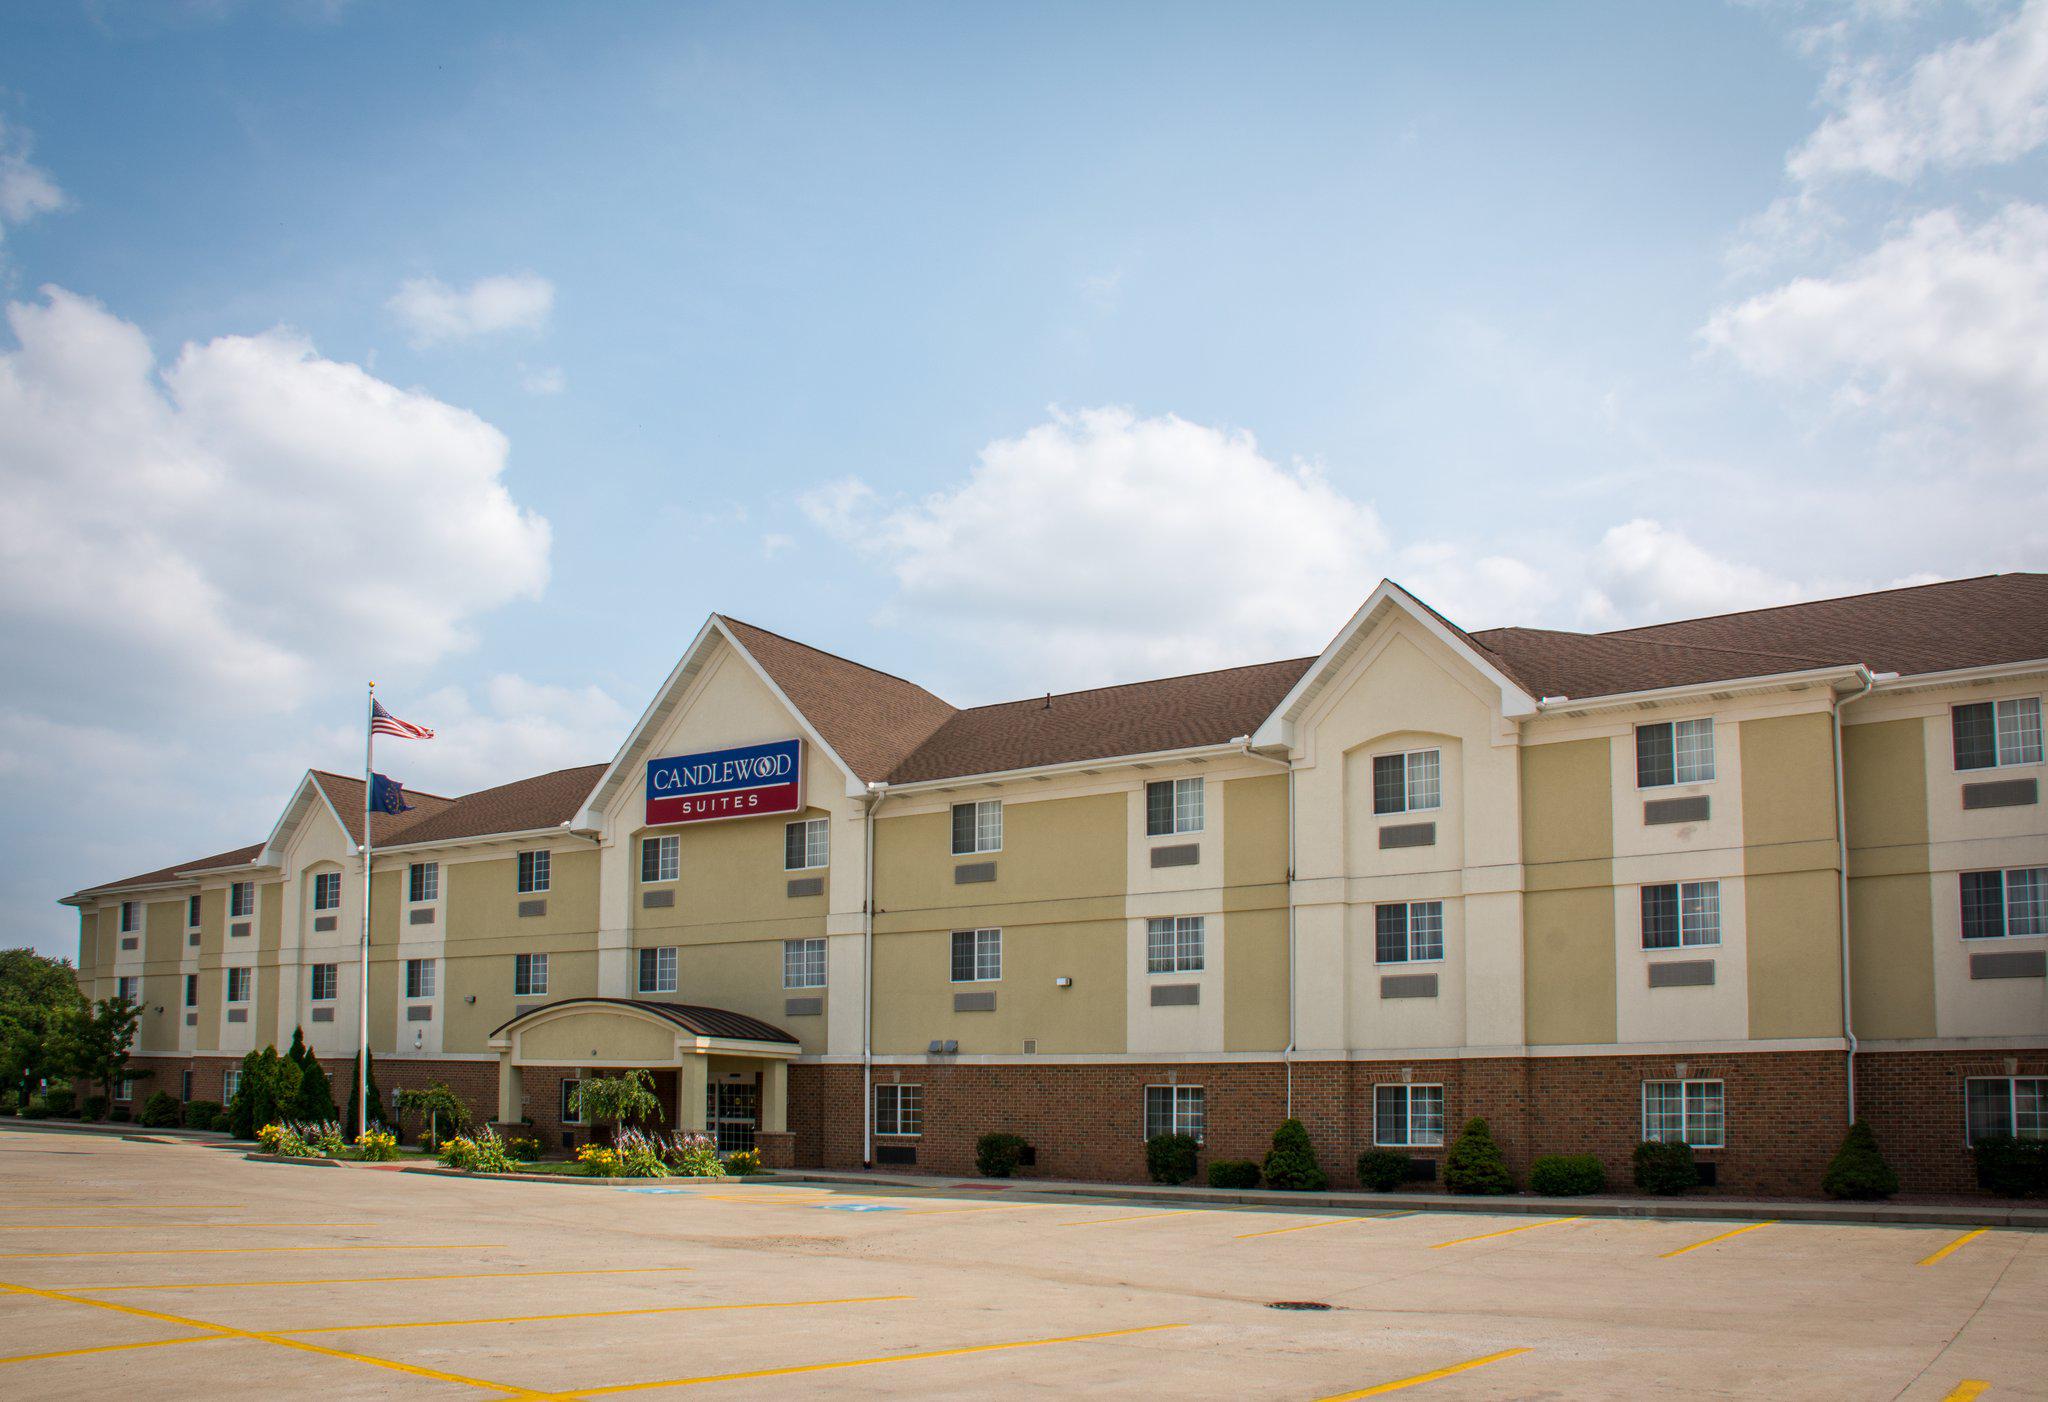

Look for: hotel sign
[646,738,804,826]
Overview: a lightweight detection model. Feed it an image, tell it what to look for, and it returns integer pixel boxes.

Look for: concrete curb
[762,1169,2048,1229]
[400,1166,749,1186]
[4,1117,232,1143]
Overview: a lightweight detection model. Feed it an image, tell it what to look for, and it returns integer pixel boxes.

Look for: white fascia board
[375,825,590,858]
[1250,579,1539,750]
[1532,664,1869,717]
[1867,658,2048,696]
[569,614,723,832]
[256,771,345,867]
[879,740,1251,796]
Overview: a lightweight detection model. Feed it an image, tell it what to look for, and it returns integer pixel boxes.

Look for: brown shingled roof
[719,616,957,782]
[308,771,456,847]
[76,841,267,898]
[376,763,610,847]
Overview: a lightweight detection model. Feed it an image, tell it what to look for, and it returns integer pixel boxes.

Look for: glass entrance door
[706,1081,758,1153]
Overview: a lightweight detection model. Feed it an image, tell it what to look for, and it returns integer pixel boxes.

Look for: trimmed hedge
[1444,1118,1515,1195]
[1145,1133,1198,1185]
[1206,1159,1261,1189]
[1822,1121,1899,1201]
[1973,1136,2048,1198]
[1633,1140,1700,1195]
[1529,1154,1606,1196]
[140,1091,183,1128]
[1262,1119,1328,1191]
[183,1099,224,1130]
[975,1132,1031,1178]
[1355,1149,1410,1193]
[80,1093,109,1122]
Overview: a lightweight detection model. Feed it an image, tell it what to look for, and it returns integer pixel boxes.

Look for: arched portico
[489,998,801,1163]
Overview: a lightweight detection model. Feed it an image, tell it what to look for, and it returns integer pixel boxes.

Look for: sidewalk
[766,1166,2048,1229]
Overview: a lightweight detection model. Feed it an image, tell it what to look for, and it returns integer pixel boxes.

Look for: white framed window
[1374,1084,1445,1147]
[1142,1084,1205,1141]
[116,976,140,1004]
[229,882,256,918]
[1641,881,1722,950]
[641,835,679,884]
[1637,718,1715,788]
[559,1078,582,1124]
[1953,697,2043,771]
[223,1067,242,1100]
[637,946,678,994]
[309,964,337,1001]
[226,967,251,1003]
[312,872,341,911]
[784,818,829,871]
[117,1076,135,1102]
[183,973,197,1008]
[408,862,439,903]
[783,937,827,989]
[951,800,1002,855]
[1145,916,1206,973]
[405,958,436,1000]
[1145,778,1205,836]
[186,894,201,928]
[517,850,551,894]
[1960,868,2046,940]
[119,901,139,933]
[1372,749,1442,815]
[1966,1077,2047,1144]
[513,953,548,997]
[1374,901,1445,963]
[949,928,1001,982]
[875,1083,923,1136]
[1642,1079,1724,1148]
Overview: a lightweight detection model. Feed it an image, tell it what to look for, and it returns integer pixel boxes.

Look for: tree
[0,949,88,1104]
[343,1048,384,1137]
[1262,1118,1329,1191]
[61,994,146,1103]
[227,1047,301,1140]
[285,1028,337,1123]
[396,1081,472,1148]
[1443,1118,1515,1195]
[571,1070,663,1142]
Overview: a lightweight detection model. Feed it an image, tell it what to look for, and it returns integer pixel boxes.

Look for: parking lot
[0,1126,2038,1400]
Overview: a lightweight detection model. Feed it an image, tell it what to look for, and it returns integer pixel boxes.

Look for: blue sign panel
[646,737,804,826]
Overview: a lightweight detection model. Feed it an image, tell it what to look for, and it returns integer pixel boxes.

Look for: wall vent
[517,899,547,917]
[953,990,997,1012]
[876,1144,917,1166]
[783,996,823,1017]
[786,877,824,898]
[409,907,437,924]
[954,862,997,884]
[188,933,200,947]
[226,1008,247,1023]
[120,937,138,951]
[1970,950,2046,980]
[1022,1039,1037,1054]
[310,1006,334,1023]
[1380,973,1439,999]
[1150,843,1200,868]
[184,1012,197,1027]
[1648,959,1717,988]
[406,1004,434,1021]
[1962,778,2038,810]
[641,889,674,909]
[1378,823,1436,849]
[1150,983,1200,1007]
[230,922,251,938]
[313,915,337,933]
[1644,796,1711,826]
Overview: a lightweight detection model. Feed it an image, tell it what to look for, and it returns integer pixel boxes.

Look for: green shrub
[668,1133,724,1177]
[40,1085,75,1117]
[1529,1154,1606,1196]
[287,1030,339,1125]
[1822,1121,1899,1200]
[228,1048,302,1141]
[1355,1149,1411,1193]
[140,1091,183,1128]
[211,1108,234,1133]
[1444,1118,1515,1195]
[1206,1159,1261,1189]
[1262,1119,1328,1191]
[1145,1133,1199,1185]
[19,1097,49,1119]
[507,1136,542,1162]
[0,1089,17,1115]
[976,1132,1031,1178]
[1973,1137,2048,1198]
[723,1149,763,1176]
[109,1105,131,1123]
[80,1093,109,1121]
[183,1099,223,1130]
[1633,1140,1700,1195]
[353,1128,398,1161]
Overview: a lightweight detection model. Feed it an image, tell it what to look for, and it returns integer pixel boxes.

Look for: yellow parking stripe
[1059,1210,1200,1228]
[1659,1220,1774,1259]
[1315,1347,1530,1399]
[0,1243,506,1260]
[1237,1213,1400,1239]
[75,1265,696,1293]
[541,1322,1189,1397]
[0,1334,225,1366]
[1919,1229,1989,1266]
[0,1222,372,1232]
[281,1294,912,1334]
[1943,1382,1989,1401]
[1430,1217,1579,1249]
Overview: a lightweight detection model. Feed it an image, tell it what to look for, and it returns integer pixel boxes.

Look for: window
[1641,881,1722,950]
[783,938,827,989]
[950,800,1002,855]
[226,967,251,1003]
[117,1076,135,1101]
[1966,1077,2046,1144]
[406,958,437,999]
[637,946,678,994]
[875,1083,923,1136]
[784,818,829,870]
[1961,868,2047,940]
[183,973,198,1008]
[181,1070,193,1100]
[186,894,201,928]
[408,862,439,903]
[1373,749,1442,815]
[560,1079,582,1124]
[1143,1085,1205,1141]
[309,964,337,1001]
[230,882,255,918]
[1374,901,1445,963]
[517,850,551,894]
[1642,1079,1725,1148]
[1145,778,1205,836]
[222,1067,242,1100]
[514,953,548,997]
[312,872,341,911]
[641,835,679,884]
[120,901,138,932]
[1636,718,1716,788]
[1375,1084,1446,1147]
[1953,697,2043,771]
[949,928,1001,982]
[116,976,140,1004]
[1145,916,1206,973]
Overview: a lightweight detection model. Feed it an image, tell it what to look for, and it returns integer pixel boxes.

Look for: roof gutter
[1531,664,1869,717]
[879,740,1254,796]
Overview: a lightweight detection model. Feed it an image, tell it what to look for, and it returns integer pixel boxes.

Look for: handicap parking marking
[814,1202,905,1213]
[617,1187,687,1195]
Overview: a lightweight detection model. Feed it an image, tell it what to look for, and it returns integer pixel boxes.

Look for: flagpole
[359,681,375,1138]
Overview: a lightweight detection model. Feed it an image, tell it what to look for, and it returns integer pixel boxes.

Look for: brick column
[755,1131,795,1169]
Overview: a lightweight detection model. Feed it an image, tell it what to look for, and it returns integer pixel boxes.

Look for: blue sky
[3,1,2044,956]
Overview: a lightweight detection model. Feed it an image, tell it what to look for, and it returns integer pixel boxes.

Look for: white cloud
[760,532,795,558]
[1575,520,1806,629]
[319,674,628,798]
[0,285,553,719]
[0,116,66,252]
[1789,0,2048,182]
[521,364,566,395]
[388,272,555,346]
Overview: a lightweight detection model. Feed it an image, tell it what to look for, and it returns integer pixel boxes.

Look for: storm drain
[1268,1301,1333,1311]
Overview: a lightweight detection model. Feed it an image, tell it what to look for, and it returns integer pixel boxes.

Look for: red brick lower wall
[1855,1048,2048,1194]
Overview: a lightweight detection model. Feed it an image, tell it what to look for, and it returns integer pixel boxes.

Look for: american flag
[371,699,435,740]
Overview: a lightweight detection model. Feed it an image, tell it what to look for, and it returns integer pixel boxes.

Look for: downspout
[1237,739,1296,1120]
[1831,667,1878,1124]
[862,781,888,1167]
